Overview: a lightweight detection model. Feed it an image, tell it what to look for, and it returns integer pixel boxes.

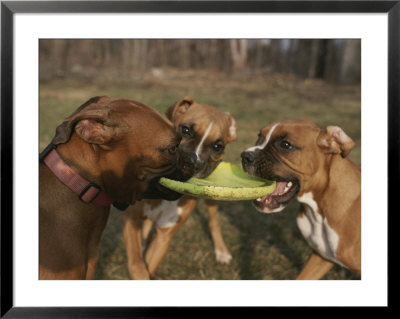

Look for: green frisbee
[159,162,276,201]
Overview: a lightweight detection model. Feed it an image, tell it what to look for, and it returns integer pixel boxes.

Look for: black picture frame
[1,1,396,317]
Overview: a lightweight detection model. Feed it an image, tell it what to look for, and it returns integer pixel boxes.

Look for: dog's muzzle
[241,149,261,172]
[241,150,258,165]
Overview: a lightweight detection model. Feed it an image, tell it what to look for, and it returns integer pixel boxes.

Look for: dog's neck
[56,133,104,187]
[326,155,361,204]
[299,155,361,221]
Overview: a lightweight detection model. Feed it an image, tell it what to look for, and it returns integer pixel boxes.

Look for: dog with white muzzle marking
[122,97,237,279]
[241,118,361,280]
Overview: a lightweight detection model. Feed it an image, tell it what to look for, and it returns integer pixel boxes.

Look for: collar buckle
[79,183,102,203]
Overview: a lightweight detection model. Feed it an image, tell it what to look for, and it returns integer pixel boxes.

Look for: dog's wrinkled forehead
[168,97,237,143]
[195,105,235,137]
[271,119,319,143]
[248,118,318,152]
[246,121,280,152]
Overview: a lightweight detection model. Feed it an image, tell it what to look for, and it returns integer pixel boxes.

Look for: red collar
[41,146,114,206]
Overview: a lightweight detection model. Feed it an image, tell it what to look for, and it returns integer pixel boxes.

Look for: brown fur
[123,97,236,279]
[40,96,194,279]
[242,118,361,280]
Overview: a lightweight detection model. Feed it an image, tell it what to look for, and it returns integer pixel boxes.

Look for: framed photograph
[1,0,396,316]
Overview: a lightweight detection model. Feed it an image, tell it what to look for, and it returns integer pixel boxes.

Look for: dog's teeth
[281,182,293,195]
[256,197,262,202]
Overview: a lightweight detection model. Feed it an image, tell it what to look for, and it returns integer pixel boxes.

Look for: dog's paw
[215,249,232,264]
[128,265,151,280]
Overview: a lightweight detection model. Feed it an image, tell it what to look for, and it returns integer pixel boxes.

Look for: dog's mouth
[193,160,220,179]
[253,179,299,213]
[142,176,182,201]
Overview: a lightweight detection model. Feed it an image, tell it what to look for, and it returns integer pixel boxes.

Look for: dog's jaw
[252,180,299,213]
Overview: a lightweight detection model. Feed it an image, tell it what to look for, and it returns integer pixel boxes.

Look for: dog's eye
[280,140,293,150]
[168,144,178,155]
[180,125,191,137]
[212,143,224,153]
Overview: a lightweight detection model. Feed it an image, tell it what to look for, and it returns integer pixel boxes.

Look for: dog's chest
[296,192,345,267]
[143,200,182,228]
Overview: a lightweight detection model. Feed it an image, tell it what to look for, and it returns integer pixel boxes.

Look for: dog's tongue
[259,181,286,200]
[257,181,287,209]
[273,181,287,195]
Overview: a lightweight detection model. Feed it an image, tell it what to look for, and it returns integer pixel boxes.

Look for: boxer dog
[123,97,237,279]
[241,118,361,280]
[39,96,196,280]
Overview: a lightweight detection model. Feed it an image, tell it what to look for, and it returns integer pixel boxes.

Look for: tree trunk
[230,39,248,71]
[339,40,361,83]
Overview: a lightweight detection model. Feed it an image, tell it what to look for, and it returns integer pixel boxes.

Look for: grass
[40,70,361,280]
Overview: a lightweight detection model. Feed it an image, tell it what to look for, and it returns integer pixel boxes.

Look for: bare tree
[339,40,361,83]
[230,39,248,71]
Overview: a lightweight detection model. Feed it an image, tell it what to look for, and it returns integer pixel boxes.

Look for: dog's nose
[188,152,204,172]
[241,151,256,165]
[188,152,198,165]
[173,151,197,181]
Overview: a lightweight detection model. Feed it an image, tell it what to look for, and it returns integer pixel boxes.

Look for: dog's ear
[74,118,118,145]
[317,125,355,158]
[225,112,237,143]
[52,96,118,145]
[165,96,195,121]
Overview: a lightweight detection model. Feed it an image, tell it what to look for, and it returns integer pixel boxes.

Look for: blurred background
[40,39,361,83]
[40,39,361,280]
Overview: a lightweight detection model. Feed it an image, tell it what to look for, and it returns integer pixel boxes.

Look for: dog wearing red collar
[39,96,196,280]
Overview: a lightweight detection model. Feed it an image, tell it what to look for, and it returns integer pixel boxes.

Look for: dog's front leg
[85,209,110,280]
[145,198,196,278]
[205,199,232,264]
[123,205,150,280]
[296,252,335,280]
[141,218,154,246]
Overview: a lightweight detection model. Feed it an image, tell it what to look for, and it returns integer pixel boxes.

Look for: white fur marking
[215,249,232,264]
[246,122,280,152]
[229,117,237,137]
[297,192,345,268]
[143,200,182,228]
[195,121,213,157]
[260,204,286,214]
